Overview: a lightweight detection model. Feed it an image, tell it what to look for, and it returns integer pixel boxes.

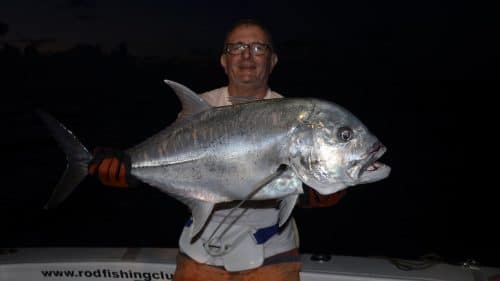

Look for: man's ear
[220,54,228,74]
[270,53,278,73]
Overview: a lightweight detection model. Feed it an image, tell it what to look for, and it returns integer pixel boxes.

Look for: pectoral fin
[278,194,299,227]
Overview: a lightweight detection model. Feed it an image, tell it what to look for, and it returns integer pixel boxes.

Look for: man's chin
[235,77,258,85]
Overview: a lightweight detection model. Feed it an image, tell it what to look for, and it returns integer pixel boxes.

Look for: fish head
[288,100,391,195]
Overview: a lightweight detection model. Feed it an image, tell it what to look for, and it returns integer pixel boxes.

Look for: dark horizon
[1,0,498,268]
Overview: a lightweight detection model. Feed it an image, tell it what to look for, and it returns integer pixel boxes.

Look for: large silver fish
[39,79,390,237]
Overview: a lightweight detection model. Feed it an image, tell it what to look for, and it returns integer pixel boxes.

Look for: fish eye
[337,127,353,142]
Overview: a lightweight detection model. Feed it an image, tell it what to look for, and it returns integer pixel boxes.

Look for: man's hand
[88,147,136,188]
[298,186,346,208]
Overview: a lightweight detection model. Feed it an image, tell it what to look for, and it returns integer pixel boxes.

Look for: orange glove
[88,147,136,188]
[298,186,346,208]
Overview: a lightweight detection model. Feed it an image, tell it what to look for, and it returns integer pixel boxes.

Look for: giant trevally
[39,79,391,237]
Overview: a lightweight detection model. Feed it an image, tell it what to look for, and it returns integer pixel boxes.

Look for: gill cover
[287,100,371,195]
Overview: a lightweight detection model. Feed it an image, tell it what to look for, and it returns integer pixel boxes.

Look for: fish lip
[368,142,386,160]
[365,143,386,167]
[356,142,388,179]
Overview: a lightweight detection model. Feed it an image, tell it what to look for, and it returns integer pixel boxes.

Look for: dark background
[1,0,498,267]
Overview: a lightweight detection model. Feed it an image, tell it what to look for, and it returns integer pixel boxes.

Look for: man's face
[221,25,278,88]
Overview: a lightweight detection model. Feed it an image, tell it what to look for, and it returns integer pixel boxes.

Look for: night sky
[1,0,498,268]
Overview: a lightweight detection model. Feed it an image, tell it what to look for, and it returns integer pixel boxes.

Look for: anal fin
[188,199,214,238]
[278,194,299,227]
[170,193,214,238]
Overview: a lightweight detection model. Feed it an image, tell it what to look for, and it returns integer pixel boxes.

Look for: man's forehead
[226,25,269,43]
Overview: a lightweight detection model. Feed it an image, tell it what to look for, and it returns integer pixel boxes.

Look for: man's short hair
[224,19,274,51]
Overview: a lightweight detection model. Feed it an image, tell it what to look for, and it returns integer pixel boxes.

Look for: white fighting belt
[179,221,265,272]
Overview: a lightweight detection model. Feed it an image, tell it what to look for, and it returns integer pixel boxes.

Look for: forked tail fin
[37,110,92,209]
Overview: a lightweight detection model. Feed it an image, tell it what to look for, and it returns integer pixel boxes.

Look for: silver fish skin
[39,79,390,238]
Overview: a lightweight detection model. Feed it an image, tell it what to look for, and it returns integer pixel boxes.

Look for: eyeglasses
[223,42,272,56]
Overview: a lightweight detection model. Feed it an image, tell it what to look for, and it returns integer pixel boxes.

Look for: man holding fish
[83,19,379,281]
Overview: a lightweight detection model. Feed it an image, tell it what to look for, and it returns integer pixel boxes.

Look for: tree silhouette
[0,21,8,36]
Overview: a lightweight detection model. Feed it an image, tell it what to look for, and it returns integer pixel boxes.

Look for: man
[89,19,345,281]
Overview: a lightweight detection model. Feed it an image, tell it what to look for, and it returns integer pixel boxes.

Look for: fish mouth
[351,142,391,183]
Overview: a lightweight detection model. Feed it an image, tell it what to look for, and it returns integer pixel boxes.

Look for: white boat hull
[1,248,498,281]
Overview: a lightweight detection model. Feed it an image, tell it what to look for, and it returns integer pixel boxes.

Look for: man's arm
[297,186,346,208]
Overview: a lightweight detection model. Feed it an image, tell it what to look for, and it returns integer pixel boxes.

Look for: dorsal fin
[164,79,211,120]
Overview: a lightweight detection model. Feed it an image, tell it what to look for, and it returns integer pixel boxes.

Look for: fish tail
[37,110,92,209]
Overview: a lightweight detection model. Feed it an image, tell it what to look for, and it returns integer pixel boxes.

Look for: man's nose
[241,47,252,58]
